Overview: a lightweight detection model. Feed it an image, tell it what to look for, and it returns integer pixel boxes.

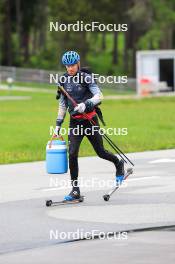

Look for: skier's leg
[68,125,84,185]
[86,116,125,181]
[64,119,84,200]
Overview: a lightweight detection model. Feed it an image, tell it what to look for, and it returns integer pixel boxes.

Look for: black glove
[85,100,94,113]
[56,89,61,100]
[56,118,63,127]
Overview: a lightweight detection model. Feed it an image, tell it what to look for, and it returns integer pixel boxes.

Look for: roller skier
[54,51,125,201]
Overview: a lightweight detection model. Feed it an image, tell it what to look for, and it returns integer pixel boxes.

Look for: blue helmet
[62,51,80,65]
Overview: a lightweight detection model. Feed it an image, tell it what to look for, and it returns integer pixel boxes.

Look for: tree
[1,0,12,65]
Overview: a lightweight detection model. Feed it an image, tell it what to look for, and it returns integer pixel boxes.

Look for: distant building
[136,50,175,96]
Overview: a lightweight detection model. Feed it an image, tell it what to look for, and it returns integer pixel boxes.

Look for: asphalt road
[0,149,175,263]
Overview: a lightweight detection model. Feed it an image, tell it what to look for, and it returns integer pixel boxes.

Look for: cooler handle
[49,134,64,149]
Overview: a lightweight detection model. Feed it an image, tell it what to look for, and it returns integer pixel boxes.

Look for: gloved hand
[84,100,94,113]
[56,89,61,100]
[74,103,86,113]
[53,126,60,137]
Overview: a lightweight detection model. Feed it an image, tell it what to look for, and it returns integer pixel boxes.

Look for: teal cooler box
[46,139,68,174]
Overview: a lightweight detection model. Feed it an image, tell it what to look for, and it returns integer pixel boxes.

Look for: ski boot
[64,186,80,201]
[116,159,125,185]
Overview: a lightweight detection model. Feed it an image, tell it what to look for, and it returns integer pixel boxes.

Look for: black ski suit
[56,70,122,186]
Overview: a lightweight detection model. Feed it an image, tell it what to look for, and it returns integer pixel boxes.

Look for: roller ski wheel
[78,196,84,202]
[103,194,110,201]
[103,167,133,201]
[45,196,84,207]
[46,200,52,207]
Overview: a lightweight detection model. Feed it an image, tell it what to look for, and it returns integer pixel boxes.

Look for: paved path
[0,149,175,263]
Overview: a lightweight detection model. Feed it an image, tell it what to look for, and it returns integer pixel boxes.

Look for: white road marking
[149,159,175,164]
[128,176,160,181]
[40,176,160,192]
[41,187,69,191]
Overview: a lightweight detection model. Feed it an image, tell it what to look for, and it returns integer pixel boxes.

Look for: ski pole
[102,134,134,166]
[58,85,132,164]
[87,118,133,165]
[102,134,128,163]
[58,86,134,166]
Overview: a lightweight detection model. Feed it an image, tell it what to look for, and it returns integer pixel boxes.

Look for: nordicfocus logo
[50,73,127,85]
[49,126,128,137]
[49,21,128,32]
[49,228,128,241]
[48,177,128,189]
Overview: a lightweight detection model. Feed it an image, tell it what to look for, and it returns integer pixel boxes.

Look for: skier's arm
[55,93,67,135]
[88,82,103,105]
[74,75,103,113]
[84,75,103,112]
[56,93,67,126]
[55,78,67,129]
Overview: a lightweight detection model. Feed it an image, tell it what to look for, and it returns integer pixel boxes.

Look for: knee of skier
[96,149,106,159]
[69,145,78,159]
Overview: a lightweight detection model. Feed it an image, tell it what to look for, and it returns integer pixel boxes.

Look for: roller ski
[46,186,84,207]
[103,166,133,202]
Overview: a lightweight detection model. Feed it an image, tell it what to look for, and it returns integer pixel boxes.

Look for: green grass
[2,80,135,96]
[0,89,175,164]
